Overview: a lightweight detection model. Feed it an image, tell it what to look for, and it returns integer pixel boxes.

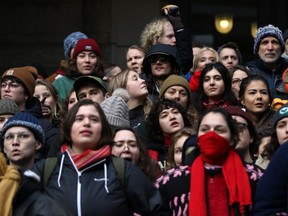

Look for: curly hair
[146,99,191,143]
[140,17,170,51]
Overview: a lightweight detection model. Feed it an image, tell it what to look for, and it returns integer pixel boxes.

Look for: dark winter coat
[32,152,169,216]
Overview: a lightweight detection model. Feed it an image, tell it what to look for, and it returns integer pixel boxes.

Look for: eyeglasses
[112,141,138,150]
[3,132,33,144]
[236,122,248,132]
[148,55,170,64]
[231,78,243,85]
[1,81,21,90]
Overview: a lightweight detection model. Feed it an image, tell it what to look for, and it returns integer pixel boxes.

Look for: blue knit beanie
[253,24,285,54]
[1,112,45,145]
[63,31,88,59]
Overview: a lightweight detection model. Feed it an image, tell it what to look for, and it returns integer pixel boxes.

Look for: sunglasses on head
[148,55,170,64]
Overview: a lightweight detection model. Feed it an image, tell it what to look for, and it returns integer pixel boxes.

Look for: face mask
[198,131,231,165]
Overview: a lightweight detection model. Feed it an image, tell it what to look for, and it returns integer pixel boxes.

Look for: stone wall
[0,0,160,76]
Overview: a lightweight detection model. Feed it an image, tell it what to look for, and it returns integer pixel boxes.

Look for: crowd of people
[1,2,288,216]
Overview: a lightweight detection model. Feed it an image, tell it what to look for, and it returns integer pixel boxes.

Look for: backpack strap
[111,157,125,189]
[43,157,58,186]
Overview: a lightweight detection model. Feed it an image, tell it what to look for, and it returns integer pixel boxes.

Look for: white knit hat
[100,88,130,128]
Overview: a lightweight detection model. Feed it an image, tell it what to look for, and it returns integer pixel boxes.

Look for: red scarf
[189,132,251,216]
[61,144,111,171]
[202,99,230,110]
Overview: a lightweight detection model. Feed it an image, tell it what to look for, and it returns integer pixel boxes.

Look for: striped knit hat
[100,88,130,128]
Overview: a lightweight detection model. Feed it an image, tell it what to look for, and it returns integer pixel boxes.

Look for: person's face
[71,105,102,153]
[150,55,172,77]
[233,116,252,152]
[219,48,239,70]
[76,51,98,75]
[231,70,248,99]
[126,49,144,74]
[203,69,225,102]
[164,86,188,108]
[126,71,148,99]
[112,130,140,164]
[3,126,41,167]
[258,136,271,155]
[198,112,232,143]
[1,79,27,106]
[159,108,184,136]
[173,135,188,166]
[77,85,105,104]
[241,80,270,115]
[34,85,56,118]
[196,50,217,71]
[285,39,288,55]
[258,36,282,64]
[158,22,176,46]
[192,47,201,59]
[68,91,78,111]
[276,117,288,145]
[0,115,13,131]
[105,66,122,83]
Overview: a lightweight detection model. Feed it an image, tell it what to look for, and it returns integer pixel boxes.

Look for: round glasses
[1,81,21,90]
[3,132,33,144]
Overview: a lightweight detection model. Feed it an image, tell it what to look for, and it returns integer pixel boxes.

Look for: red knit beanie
[72,38,102,59]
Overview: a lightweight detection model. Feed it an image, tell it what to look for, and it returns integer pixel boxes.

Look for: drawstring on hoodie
[57,154,65,187]
[104,163,109,193]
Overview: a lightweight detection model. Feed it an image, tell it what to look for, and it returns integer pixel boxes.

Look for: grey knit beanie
[100,88,130,128]
[0,99,20,116]
[253,24,285,54]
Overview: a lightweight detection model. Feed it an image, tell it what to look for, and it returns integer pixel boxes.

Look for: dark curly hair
[146,99,191,143]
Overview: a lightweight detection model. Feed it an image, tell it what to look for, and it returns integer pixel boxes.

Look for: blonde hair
[109,69,152,115]
[140,18,170,51]
[191,47,219,72]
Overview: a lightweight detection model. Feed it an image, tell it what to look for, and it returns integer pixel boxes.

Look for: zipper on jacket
[77,173,82,216]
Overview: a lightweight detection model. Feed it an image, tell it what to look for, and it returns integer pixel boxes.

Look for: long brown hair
[62,99,113,148]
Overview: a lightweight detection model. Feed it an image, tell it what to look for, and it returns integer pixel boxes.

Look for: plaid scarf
[62,144,111,171]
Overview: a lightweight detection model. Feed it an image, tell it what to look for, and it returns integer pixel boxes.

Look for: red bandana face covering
[198,131,231,165]
[189,131,252,216]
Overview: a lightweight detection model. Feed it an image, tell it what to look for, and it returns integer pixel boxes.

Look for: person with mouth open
[143,98,191,172]
[31,99,169,215]
[239,74,275,134]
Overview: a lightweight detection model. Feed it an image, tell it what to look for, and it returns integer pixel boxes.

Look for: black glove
[165,13,184,31]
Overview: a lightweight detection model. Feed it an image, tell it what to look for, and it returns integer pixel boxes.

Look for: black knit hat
[142,44,180,77]
[273,103,288,127]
